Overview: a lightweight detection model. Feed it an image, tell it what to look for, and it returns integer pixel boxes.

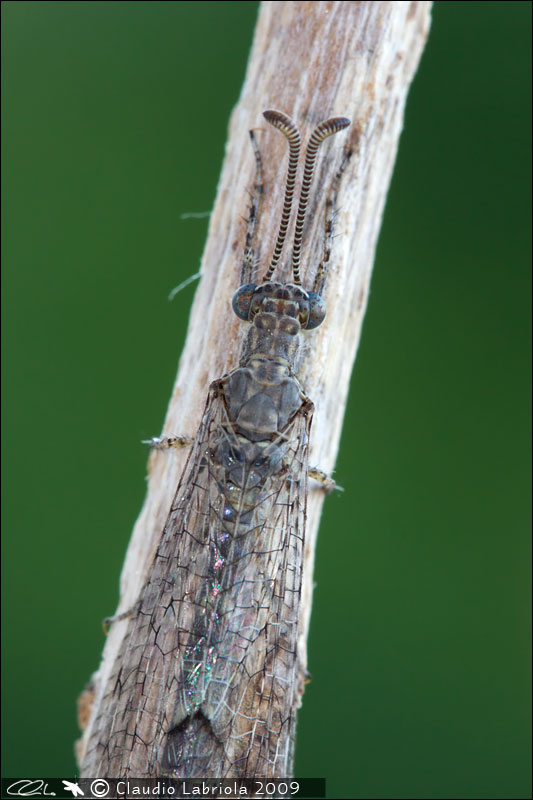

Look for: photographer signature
[6,780,55,797]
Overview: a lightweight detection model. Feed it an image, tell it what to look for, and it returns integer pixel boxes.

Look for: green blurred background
[2,2,531,798]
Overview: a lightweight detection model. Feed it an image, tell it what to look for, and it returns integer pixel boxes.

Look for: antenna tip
[329,117,351,131]
[263,109,295,128]
[263,109,283,120]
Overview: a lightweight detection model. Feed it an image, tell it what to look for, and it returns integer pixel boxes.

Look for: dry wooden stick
[77,0,432,778]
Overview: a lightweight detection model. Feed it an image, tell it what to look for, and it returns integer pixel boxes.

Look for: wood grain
[77,0,432,777]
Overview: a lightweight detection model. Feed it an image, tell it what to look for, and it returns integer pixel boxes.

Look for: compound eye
[306,291,326,329]
[232,283,257,321]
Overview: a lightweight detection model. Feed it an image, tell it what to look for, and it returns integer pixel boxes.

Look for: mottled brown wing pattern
[83,378,312,780]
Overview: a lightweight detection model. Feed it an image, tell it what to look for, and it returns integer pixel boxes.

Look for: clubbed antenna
[291,116,351,285]
[261,110,301,282]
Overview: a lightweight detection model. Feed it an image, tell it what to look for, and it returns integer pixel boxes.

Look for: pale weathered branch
[77,0,432,774]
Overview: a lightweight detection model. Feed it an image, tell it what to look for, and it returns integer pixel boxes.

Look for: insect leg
[102,604,139,634]
[291,394,340,493]
[308,466,342,494]
[143,434,194,450]
[240,129,264,285]
[312,146,353,296]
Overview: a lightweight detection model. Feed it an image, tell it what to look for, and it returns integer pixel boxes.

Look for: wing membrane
[83,381,311,780]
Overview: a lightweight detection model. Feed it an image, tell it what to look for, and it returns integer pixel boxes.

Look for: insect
[80,109,351,782]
